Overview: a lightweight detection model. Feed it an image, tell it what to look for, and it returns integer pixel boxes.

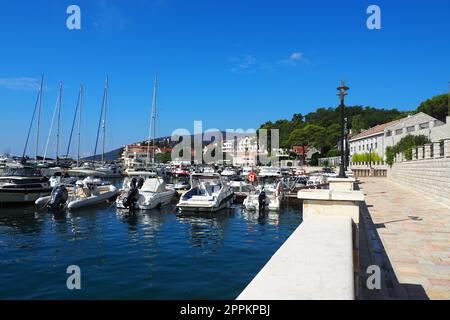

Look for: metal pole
[337,81,349,178]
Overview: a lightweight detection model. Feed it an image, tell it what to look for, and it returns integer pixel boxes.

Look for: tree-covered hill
[259,93,448,157]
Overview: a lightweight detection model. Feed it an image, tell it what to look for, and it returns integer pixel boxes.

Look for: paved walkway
[359,177,450,300]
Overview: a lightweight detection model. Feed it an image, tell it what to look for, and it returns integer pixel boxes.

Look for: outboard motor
[258,189,267,211]
[47,185,69,212]
[137,177,145,189]
[122,178,140,209]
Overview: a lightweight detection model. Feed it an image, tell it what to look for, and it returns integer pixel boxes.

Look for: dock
[237,215,355,300]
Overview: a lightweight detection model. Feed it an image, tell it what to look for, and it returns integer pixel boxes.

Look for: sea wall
[388,139,450,207]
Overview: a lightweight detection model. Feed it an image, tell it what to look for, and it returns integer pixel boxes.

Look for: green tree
[288,127,310,163]
[392,134,430,160]
[351,114,367,134]
[416,93,448,122]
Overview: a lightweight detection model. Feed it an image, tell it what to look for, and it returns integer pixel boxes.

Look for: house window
[375,142,378,149]
[395,128,403,135]
[407,126,415,133]
[386,131,392,137]
[419,122,429,129]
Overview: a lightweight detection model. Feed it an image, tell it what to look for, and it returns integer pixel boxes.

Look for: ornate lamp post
[337,81,349,178]
[344,117,349,171]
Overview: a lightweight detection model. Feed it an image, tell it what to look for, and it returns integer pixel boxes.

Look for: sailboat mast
[146,74,157,166]
[43,81,61,162]
[23,75,44,160]
[56,82,62,162]
[77,85,83,167]
[152,75,157,165]
[102,77,109,165]
[35,75,44,162]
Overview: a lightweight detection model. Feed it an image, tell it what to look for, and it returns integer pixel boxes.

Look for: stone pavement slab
[359,177,450,300]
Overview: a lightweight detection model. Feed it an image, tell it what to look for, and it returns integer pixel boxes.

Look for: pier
[359,177,450,299]
[238,140,450,300]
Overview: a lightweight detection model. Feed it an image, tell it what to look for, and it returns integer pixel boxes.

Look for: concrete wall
[388,157,450,207]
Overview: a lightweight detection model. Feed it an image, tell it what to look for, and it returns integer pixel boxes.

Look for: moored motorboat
[177,173,233,212]
[35,177,117,211]
[243,181,283,211]
[0,165,52,205]
[116,172,176,210]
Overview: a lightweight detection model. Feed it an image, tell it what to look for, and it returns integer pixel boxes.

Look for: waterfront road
[359,177,450,300]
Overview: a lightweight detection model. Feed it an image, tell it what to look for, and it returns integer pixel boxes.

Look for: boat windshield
[4,167,42,177]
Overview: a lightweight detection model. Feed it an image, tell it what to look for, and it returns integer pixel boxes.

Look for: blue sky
[0,0,449,157]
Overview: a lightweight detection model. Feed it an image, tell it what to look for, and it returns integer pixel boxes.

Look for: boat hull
[116,190,176,210]
[67,187,118,210]
[177,193,233,212]
[0,188,52,204]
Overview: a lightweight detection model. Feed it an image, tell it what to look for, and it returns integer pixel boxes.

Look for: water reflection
[0,197,302,299]
[240,209,280,226]
[176,209,234,248]
[0,207,45,235]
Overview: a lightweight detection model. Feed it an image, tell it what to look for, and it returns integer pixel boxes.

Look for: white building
[121,143,170,168]
[349,112,450,161]
[349,119,400,160]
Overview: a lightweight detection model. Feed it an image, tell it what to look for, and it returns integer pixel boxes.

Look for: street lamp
[344,117,349,171]
[337,80,349,178]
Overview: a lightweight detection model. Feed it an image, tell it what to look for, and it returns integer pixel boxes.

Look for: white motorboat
[228,179,255,203]
[306,175,326,188]
[35,177,117,211]
[177,173,233,212]
[116,172,176,210]
[202,166,216,174]
[243,181,283,211]
[95,163,124,178]
[241,166,255,177]
[221,167,237,177]
[0,165,52,204]
[258,167,282,178]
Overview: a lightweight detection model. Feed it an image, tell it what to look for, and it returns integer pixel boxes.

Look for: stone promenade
[359,177,450,299]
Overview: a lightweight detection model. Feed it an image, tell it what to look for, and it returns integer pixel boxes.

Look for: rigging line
[66,86,82,158]
[36,74,44,161]
[22,85,41,159]
[94,78,107,163]
[23,75,44,160]
[43,83,61,161]
[77,85,83,166]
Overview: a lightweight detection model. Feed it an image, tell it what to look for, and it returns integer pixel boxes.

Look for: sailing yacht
[116,76,177,210]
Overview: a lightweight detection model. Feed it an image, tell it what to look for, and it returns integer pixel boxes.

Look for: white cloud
[278,51,306,66]
[290,52,303,61]
[230,51,307,73]
[231,54,258,73]
[0,77,40,91]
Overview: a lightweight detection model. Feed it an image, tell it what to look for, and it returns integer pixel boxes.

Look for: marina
[1,1,449,303]
[0,196,302,299]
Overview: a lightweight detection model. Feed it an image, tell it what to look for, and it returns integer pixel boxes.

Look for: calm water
[0,194,302,299]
